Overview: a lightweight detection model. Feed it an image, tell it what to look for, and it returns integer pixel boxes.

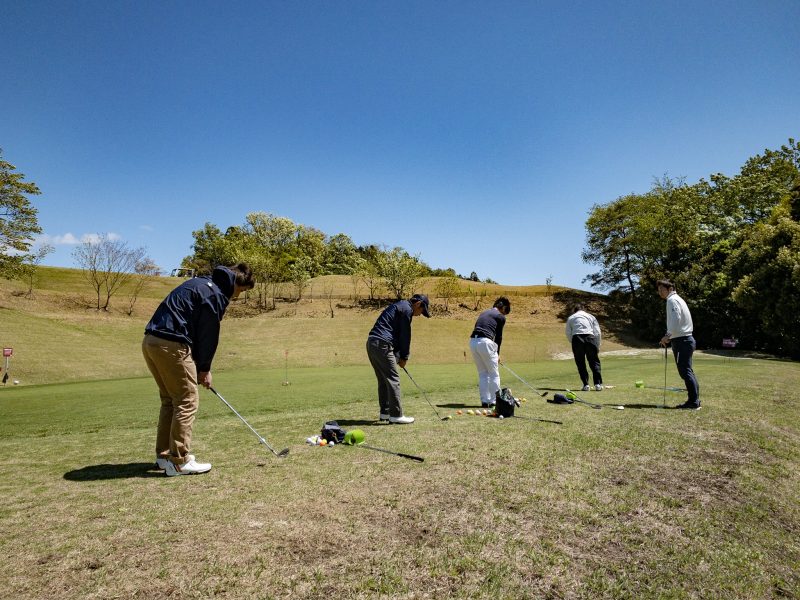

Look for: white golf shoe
[582,385,590,392]
[388,415,415,424]
[595,384,604,391]
[379,413,390,421]
[165,455,212,477]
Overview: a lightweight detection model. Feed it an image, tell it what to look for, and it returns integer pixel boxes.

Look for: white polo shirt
[665,291,693,338]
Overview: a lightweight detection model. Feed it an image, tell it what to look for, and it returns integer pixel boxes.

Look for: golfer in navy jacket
[142,263,255,476]
[366,294,430,424]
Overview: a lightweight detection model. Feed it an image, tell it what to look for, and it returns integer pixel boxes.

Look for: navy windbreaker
[368,299,414,360]
[144,266,235,372]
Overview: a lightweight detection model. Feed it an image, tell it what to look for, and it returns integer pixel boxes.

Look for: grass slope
[1,356,798,599]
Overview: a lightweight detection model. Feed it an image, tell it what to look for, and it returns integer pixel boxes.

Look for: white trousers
[470,337,500,405]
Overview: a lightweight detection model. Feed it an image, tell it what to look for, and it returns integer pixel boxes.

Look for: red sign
[2,348,11,357]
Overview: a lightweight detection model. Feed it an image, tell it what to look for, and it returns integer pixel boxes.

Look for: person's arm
[660,298,677,346]
[565,316,573,341]
[495,315,504,352]
[395,304,413,362]
[592,314,601,347]
[192,304,221,387]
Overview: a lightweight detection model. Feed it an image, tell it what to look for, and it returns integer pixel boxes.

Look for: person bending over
[142,263,255,476]
[366,294,431,424]
[469,297,511,408]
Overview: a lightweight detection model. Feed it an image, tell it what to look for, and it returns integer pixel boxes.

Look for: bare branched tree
[127,257,160,315]
[73,234,147,310]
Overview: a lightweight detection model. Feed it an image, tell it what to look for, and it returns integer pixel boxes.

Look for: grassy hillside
[1,266,615,386]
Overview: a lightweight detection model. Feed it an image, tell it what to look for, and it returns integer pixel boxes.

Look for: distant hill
[0,266,635,386]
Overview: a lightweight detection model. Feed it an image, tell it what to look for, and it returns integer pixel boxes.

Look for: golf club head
[276,448,290,457]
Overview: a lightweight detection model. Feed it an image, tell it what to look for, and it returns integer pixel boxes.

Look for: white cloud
[139,225,154,232]
[36,232,123,246]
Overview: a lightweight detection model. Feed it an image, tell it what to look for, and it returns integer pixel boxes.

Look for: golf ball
[467,409,474,415]
[306,437,314,445]
[456,410,463,415]
[328,441,335,446]
[499,415,504,420]
[320,439,327,446]
[13,380,19,385]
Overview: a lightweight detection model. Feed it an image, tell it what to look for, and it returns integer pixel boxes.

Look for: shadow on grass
[64,462,163,481]
[330,419,385,427]
[437,403,476,409]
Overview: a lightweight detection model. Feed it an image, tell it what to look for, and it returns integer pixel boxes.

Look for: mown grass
[1,355,798,599]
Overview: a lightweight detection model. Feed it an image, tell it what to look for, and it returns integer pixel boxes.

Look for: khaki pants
[142,334,199,463]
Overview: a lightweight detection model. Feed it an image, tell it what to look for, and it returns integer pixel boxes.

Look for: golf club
[343,429,424,462]
[663,346,668,409]
[564,388,605,410]
[499,361,548,397]
[359,444,425,462]
[402,366,449,421]
[511,415,563,425]
[643,385,685,392]
[208,387,289,458]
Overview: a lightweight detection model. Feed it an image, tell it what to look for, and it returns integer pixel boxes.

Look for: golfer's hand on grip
[199,371,212,389]
[398,358,407,368]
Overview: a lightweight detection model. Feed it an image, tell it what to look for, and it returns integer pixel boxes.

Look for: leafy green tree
[434,275,461,311]
[727,194,800,356]
[324,233,361,274]
[378,246,423,300]
[184,223,239,274]
[0,150,42,280]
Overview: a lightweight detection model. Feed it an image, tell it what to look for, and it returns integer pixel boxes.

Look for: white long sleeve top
[665,291,693,338]
[565,310,601,347]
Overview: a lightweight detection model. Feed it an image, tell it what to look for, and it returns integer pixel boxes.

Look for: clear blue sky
[2,1,798,289]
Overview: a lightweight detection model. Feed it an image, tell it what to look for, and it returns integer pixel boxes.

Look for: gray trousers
[366,336,403,417]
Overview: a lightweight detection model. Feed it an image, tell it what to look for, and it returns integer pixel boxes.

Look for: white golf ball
[328,441,335,447]
[13,380,19,385]
[306,437,314,445]
[499,415,504,420]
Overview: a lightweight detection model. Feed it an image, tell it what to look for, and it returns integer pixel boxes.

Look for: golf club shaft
[663,346,668,409]
[564,389,602,409]
[499,361,548,397]
[644,385,685,392]
[401,367,444,419]
[209,387,288,457]
[360,444,424,462]
[511,415,563,425]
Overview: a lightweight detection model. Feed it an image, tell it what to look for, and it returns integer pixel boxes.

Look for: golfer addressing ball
[657,279,701,410]
[565,303,603,392]
[142,263,255,476]
[366,294,431,424]
[469,297,511,408]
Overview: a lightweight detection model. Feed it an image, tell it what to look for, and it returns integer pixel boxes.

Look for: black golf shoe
[675,401,701,411]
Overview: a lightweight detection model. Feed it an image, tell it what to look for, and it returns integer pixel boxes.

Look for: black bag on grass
[548,393,574,405]
[495,387,520,418]
[321,421,347,443]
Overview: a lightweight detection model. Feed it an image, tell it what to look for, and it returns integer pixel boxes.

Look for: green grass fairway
[1,356,798,598]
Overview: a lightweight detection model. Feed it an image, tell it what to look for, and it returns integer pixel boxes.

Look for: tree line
[180,212,464,308]
[582,138,800,357]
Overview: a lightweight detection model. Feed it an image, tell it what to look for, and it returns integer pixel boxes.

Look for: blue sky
[2,1,799,289]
